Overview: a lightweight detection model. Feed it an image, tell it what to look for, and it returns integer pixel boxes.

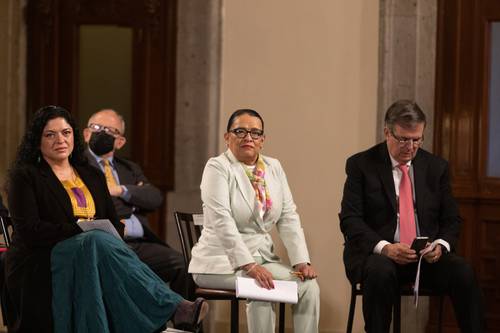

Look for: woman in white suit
[189,109,320,333]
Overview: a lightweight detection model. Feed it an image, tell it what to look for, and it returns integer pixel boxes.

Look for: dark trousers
[361,253,484,333]
[127,240,189,298]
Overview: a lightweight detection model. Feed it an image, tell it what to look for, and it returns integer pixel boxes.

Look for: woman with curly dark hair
[4,106,208,333]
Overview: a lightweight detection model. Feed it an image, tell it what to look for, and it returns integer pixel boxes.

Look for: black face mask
[89,131,115,156]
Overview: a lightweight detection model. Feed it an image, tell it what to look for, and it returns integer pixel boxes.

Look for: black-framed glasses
[88,123,122,137]
[229,128,264,139]
[390,130,424,147]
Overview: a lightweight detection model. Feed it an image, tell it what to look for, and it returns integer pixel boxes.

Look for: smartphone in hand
[410,237,429,254]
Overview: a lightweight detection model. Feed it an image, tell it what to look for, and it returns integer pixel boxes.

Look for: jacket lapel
[412,150,428,221]
[377,143,397,212]
[262,157,279,224]
[225,150,263,224]
[113,158,131,185]
[85,148,101,170]
[39,159,75,222]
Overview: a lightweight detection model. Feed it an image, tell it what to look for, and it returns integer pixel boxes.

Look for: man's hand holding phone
[410,237,443,264]
[381,243,418,265]
[411,237,430,254]
[422,241,443,264]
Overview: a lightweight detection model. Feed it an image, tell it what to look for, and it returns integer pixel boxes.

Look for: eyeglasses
[229,128,264,139]
[88,123,122,137]
[390,130,424,147]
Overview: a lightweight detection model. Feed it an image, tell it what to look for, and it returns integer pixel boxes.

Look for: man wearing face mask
[83,109,188,297]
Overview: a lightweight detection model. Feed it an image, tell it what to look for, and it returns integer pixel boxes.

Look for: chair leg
[346,288,356,333]
[278,302,285,333]
[393,296,401,333]
[230,299,239,333]
[437,295,444,333]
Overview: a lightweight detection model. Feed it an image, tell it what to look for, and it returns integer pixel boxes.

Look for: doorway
[26,0,177,238]
[434,0,500,331]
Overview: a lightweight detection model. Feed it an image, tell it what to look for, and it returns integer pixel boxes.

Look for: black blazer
[85,149,164,245]
[4,159,123,333]
[339,142,461,284]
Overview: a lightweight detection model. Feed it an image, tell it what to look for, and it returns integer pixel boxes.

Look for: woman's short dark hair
[384,100,426,131]
[13,105,86,167]
[226,109,265,132]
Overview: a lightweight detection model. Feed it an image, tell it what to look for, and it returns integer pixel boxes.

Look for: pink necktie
[398,164,416,245]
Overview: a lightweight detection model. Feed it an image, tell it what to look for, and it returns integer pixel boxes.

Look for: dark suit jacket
[0,194,7,217]
[5,159,123,333]
[85,149,164,244]
[339,142,462,284]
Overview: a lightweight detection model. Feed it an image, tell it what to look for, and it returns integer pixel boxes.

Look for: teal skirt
[51,230,184,333]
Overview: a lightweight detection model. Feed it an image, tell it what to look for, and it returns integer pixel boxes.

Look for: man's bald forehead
[88,109,125,134]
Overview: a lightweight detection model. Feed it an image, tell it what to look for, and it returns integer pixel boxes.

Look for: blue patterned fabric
[51,230,183,333]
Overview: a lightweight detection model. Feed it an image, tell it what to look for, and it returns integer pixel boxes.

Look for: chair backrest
[174,212,202,268]
[0,216,11,249]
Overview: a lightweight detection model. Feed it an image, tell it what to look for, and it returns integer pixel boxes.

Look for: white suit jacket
[189,150,311,274]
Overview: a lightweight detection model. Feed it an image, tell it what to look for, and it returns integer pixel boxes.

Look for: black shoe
[173,298,209,332]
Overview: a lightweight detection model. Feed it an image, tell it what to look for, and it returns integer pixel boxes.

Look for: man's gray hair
[384,100,426,131]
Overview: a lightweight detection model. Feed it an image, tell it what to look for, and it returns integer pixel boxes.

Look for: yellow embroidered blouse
[61,173,96,219]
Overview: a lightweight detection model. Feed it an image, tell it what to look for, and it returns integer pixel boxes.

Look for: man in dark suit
[339,100,484,332]
[83,109,188,297]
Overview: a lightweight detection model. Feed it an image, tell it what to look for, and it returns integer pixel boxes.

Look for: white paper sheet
[77,219,122,240]
[414,240,439,307]
[236,277,298,304]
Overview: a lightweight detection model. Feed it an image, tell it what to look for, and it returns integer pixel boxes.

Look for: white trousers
[193,257,320,333]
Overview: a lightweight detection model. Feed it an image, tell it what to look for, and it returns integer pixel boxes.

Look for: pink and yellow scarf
[244,156,272,215]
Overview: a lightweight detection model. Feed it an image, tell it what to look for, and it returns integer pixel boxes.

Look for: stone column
[166,1,222,246]
[378,0,437,153]
[166,1,223,330]
[0,0,27,196]
[378,1,438,332]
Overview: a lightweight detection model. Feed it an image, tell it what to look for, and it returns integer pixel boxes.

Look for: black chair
[346,282,444,333]
[174,211,286,333]
[0,216,10,248]
[0,216,12,328]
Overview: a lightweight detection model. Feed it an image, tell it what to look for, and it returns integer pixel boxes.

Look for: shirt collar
[388,152,412,169]
[224,149,262,167]
[88,148,115,167]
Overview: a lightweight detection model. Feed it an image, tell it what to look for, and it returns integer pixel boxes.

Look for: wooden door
[26,0,177,239]
[432,0,500,331]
